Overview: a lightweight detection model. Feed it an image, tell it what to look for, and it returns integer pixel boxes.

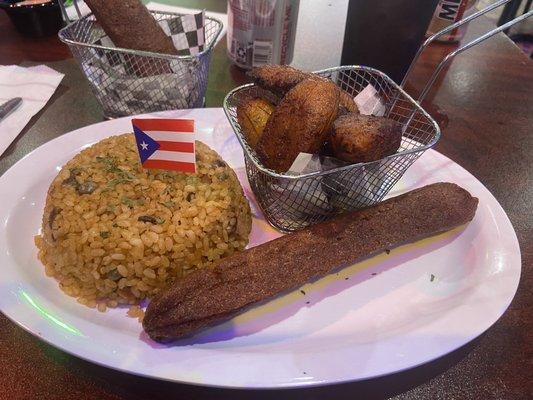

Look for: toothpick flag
[132,118,196,173]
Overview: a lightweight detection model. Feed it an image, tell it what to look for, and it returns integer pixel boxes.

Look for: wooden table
[1,3,532,399]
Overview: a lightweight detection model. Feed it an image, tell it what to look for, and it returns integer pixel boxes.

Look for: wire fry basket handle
[58,0,84,24]
[401,0,533,103]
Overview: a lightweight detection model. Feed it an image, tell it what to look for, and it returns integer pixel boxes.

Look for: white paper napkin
[0,65,64,157]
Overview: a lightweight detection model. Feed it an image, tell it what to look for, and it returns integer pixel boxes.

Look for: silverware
[0,97,22,122]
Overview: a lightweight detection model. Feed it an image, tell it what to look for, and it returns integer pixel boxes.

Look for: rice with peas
[35,134,252,315]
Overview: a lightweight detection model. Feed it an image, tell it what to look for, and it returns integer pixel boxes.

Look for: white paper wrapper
[83,59,202,117]
[287,153,351,176]
[355,83,386,116]
[270,178,333,218]
[324,164,389,211]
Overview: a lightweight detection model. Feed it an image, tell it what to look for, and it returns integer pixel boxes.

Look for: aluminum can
[427,0,477,42]
[227,0,299,69]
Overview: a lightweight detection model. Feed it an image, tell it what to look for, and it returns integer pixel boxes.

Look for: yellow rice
[35,134,252,311]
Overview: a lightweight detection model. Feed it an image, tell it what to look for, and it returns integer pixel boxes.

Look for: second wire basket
[59,10,222,119]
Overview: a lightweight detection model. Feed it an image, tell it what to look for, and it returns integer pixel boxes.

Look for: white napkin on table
[0,65,64,157]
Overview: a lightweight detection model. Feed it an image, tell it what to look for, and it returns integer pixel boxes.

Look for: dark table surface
[1,1,532,399]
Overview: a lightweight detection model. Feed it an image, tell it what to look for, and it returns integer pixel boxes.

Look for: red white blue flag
[132,118,196,173]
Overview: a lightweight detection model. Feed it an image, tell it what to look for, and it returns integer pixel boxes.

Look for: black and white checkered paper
[164,11,205,56]
[86,11,206,117]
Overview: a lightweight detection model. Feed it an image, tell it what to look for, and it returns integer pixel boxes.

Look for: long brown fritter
[143,182,478,342]
[249,65,358,113]
[256,78,340,172]
[85,0,177,56]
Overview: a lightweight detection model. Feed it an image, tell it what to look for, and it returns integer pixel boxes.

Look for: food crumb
[127,305,145,320]
[344,277,349,280]
[306,301,310,304]
[385,249,391,254]
[300,290,306,295]
[371,272,377,276]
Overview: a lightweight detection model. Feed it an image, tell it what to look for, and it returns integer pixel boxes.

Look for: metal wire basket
[223,66,440,232]
[59,11,222,119]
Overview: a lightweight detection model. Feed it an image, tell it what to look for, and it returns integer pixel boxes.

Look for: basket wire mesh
[223,66,440,232]
[59,11,222,119]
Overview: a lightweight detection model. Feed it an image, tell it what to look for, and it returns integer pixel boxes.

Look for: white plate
[0,108,521,388]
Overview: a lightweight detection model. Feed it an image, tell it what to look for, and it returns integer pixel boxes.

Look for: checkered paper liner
[166,12,206,56]
[59,10,221,118]
[94,11,206,56]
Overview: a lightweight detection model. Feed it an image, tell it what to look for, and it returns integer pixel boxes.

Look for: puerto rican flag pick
[132,118,196,173]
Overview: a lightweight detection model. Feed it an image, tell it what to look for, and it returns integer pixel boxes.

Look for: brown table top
[1,2,532,399]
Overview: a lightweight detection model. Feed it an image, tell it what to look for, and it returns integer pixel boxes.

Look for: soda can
[427,0,477,42]
[227,0,300,69]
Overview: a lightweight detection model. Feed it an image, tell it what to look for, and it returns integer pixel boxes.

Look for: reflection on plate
[0,109,521,388]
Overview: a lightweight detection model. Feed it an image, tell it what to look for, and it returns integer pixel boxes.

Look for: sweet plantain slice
[256,78,340,173]
[248,65,311,96]
[236,97,276,148]
[249,65,358,114]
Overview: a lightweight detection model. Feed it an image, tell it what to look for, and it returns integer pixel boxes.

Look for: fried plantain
[338,90,359,114]
[236,96,276,148]
[331,113,402,163]
[256,78,340,172]
[248,65,311,96]
[249,65,358,114]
